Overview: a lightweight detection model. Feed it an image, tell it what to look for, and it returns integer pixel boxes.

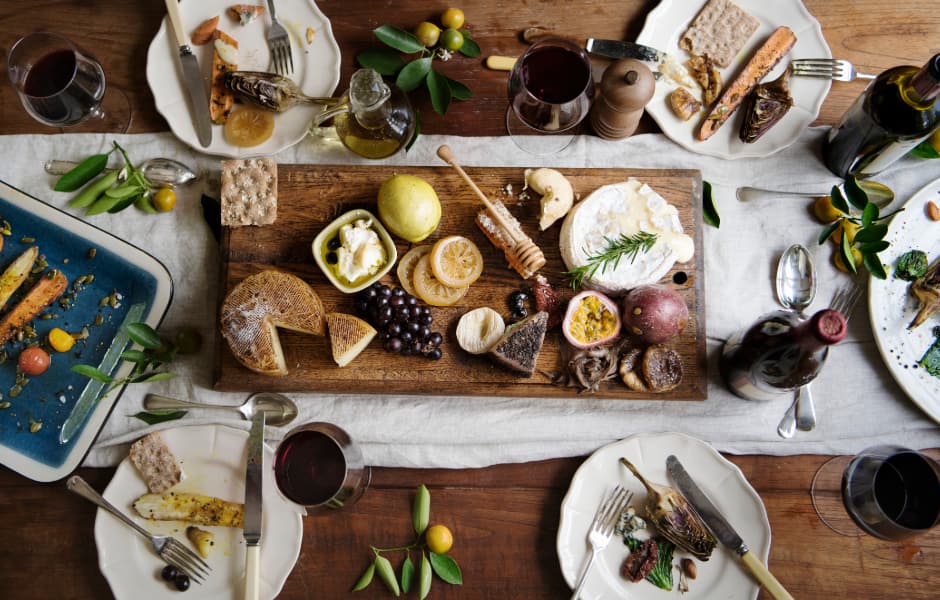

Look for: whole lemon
[425,524,454,554]
[377,174,442,242]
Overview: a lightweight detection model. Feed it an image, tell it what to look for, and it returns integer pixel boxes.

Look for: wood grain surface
[216,165,707,399]
[1,2,939,599]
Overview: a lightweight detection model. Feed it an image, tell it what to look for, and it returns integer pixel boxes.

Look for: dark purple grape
[376,296,389,308]
[401,346,414,356]
[428,332,443,346]
[389,295,404,307]
[378,285,392,297]
[426,348,443,360]
[411,339,425,353]
[386,322,402,336]
[384,337,403,353]
[405,295,418,306]
[174,573,190,591]
[407,321,421,334]
[355,299,368,314]
[392,287,405,297]
[419,313,433,325]
[400,331,413,343]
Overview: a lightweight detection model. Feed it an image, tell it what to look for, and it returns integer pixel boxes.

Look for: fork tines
[593,485,632,534]
[165,539,211,583]
[792,60,845,77]
[830,283,863,322]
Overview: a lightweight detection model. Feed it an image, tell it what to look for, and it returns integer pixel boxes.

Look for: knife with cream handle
[666,455,794,600]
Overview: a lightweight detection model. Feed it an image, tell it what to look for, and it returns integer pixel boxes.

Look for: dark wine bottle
[720,309,847,401]
[823,54,940,178]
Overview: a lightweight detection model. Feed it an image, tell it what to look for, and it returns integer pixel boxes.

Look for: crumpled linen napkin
[0,127,938,469]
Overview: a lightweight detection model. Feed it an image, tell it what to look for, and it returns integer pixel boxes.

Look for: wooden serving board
[214,164,706,400]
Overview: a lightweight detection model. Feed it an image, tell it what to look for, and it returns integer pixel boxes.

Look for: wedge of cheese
[210,29,238,124]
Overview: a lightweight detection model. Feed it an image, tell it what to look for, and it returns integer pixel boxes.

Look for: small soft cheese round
[559,179,694,295]
[220,270,325,376]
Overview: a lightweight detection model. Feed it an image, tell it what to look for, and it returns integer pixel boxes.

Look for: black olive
[161,565,178,581]
[325,251,338,265]
[327,236,341,251]
[174,573,191,591]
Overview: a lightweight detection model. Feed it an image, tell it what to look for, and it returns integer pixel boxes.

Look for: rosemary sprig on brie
[564,232,658,289]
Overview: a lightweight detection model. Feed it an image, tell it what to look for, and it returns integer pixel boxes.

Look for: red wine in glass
[273,423,370,511]
[8,32,128,131]
[509,39,594,133]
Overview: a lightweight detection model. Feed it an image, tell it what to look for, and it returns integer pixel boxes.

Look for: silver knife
[163,0,213,147]
[585,38,668,63]
[244,411,265,600]
[666,455,795,600]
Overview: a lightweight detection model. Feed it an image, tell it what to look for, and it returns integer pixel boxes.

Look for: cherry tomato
[153,187,177,213]
[440,28,463,52]
[441,8,465,30]
[414,21,441,48]
[18,347,51,376]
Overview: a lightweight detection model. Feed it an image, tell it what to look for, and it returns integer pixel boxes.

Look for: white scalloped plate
[95,425,304,599]
[636,0,831,159]
[146,0,341,157]
[557,432,771,600]
[869,175,940,425]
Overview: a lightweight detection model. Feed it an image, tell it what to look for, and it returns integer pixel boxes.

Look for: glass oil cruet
[311,68,415,159]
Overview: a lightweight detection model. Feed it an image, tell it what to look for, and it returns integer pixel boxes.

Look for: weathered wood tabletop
[1,1,939,599]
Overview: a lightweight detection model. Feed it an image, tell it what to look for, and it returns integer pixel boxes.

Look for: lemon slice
[412,255,468,306]
[224,107,275,147]
[396,245,432,297]
[429,235,484,288]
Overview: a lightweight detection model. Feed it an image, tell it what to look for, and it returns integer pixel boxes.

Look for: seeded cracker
[679,0,760,68]
[129,432,182,494]
[220,158,278,226]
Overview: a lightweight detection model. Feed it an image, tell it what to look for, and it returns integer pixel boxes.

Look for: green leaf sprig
[703,180,720,228]
[352,484,462,598]
[564,231,659,289]
[71,322,199,400]
[58,142,157,215]
[816,177,902,279]
[357,24,479,117]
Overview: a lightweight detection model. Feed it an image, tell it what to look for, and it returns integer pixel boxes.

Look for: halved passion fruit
[562,290,621,349]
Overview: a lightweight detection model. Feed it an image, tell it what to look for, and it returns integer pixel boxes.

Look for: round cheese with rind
[559,179,693,295]
[220,270,325,376]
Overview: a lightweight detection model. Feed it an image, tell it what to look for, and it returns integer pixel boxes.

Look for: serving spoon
[44,157,200,187]
[774,244,817,438]
[143,392,299,427]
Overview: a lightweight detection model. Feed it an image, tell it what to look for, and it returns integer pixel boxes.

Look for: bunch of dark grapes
[356,282,443,359]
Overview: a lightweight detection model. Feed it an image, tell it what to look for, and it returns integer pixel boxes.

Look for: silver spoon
[44,157,200,187]
[774,244,817,438]
[143,392,298,427]
[737,180,894,207]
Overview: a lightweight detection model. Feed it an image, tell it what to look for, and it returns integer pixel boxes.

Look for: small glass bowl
[312,208,397,293]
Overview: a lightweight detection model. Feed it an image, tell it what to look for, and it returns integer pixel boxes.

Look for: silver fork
[794,282,863,431]
[791,58,876,82]
[67,476,211,583]
[264,0,293,76]
[571,485,633,600]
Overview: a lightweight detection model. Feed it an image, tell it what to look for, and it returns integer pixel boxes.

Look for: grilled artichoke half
[739,70,793,144]
[620,457,717,561]
[909,256,940,329]
[224,71,315,112]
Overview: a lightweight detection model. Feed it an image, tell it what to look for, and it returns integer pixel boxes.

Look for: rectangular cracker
[679,0,760,68]
[220,158,278,227]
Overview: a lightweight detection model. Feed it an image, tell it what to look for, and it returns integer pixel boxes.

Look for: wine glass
[7,32,131,133]
[273,422,371,514]
[506,37,595,154]
[811,445,940,539]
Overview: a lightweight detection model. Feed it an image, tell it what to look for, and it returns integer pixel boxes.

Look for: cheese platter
[214,164,707,400]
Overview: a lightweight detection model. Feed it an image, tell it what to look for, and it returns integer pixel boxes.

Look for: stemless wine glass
[273,422,371,514]
[7,32,131,132]
[811,445,940,539]
[506,37,595,154]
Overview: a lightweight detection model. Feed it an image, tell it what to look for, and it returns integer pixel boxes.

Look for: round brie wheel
[559,179,693,295]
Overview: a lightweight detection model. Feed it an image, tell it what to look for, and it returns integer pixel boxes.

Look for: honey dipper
[436,145,546,279]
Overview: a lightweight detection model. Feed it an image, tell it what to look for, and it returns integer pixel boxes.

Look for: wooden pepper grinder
[590,58,656,140]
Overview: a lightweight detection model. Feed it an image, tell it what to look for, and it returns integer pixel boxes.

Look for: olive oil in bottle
[824,54,940,178]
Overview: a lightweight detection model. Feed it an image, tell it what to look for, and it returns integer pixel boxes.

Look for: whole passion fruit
[621,284,688,344]
[562,290,621,349]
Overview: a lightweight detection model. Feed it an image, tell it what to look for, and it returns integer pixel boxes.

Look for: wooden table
[1,1,939,598]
